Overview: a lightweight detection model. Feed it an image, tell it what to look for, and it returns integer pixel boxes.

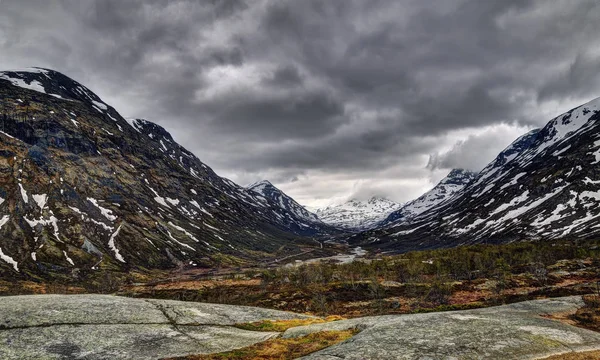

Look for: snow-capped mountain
[247,180,332,233]
[315,197,403,231]
[380,169,478,227]
[0,68,336,275]
[351,97,600,252]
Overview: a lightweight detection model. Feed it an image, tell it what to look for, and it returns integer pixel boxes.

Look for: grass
[163,329,358,360]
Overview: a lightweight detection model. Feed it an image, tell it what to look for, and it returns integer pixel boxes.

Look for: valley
[2,240,600,359]
[2,239,600,321]
[2,68,600,359]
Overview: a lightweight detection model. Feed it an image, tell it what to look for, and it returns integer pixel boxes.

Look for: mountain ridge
[0,68,333,276]
[246,179,335,234]
[350,96,600,251]
[379,168,478,227]
[314,196,403,231]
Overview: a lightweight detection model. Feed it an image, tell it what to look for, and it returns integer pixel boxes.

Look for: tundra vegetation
[2,238,600,319]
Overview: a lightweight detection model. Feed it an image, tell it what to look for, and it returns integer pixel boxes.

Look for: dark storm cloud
[539,54,600,102]
[263,65,303,88]
[2,0,600,204]
[210,91,346,140]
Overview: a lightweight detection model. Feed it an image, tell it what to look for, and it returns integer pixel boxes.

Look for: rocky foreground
[0,295,600,359]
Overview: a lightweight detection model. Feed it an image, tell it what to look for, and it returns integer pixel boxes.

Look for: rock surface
[2,295,600,359]
[0,294,311,360]
[287,296,600,360]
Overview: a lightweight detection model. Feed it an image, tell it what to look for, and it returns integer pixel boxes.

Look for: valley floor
[116,239,600,319]
[2,239,600,358]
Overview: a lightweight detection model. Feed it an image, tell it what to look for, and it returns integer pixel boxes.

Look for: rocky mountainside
[246,180,335,234]
[314,197,403,231]
[351,97,600,252]
[379,169,478,227]
[0,68,333,277]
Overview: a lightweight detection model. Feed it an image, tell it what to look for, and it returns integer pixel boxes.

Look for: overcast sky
[2,0,600,207]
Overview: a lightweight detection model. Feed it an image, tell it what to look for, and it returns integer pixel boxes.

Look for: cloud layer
[2,0,600,206]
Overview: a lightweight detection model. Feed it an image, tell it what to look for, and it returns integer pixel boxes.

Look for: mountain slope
[246,180,338,235]
[380,169,478,227]
[351,98,600,251]
[314,197,403,231]
[0,68,329,276]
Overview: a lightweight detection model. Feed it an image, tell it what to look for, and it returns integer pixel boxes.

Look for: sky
[1,0,600,207]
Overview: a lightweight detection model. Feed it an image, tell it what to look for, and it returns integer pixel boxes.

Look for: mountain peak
[380,168,478,226]
[246,180,322,226]
[0,67,108,109]
[315,197,403,231]
[127,118,176,142]
[441,168,478,186]
[247,180,274,190]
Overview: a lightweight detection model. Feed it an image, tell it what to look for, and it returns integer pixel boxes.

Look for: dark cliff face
[352,97,600,252]
[0,68,333,277]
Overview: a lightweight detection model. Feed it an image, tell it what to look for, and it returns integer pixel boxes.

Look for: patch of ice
[91,100,108,112]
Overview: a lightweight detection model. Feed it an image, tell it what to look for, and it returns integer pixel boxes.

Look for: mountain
[315,197,403,231]
[246,180,336,234]
[351,97,600,252]
[379,169,478,227]
[0,68,331,276]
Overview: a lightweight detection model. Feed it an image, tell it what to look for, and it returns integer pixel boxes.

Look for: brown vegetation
[2,239,600,319]
[163,329,358,360]
[570,294,600,332]
[116,239,600,317]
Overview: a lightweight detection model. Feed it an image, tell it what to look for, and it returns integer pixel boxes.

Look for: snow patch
[87,198,117,221]
[109,225,126,263]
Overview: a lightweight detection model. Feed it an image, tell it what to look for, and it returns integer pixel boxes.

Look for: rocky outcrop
[0,294,312,360]
[287,296,600,359]
[1,295,600,359]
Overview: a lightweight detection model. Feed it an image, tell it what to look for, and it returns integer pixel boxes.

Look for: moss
[524,334,563,348]
[162,329,358,360]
